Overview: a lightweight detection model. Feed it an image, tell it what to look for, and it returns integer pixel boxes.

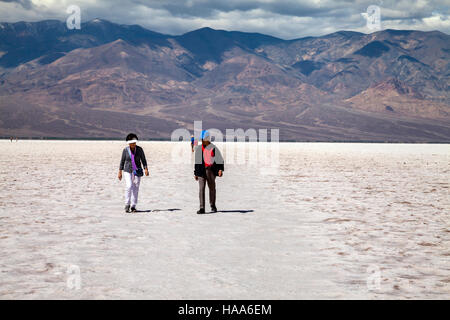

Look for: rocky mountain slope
[0,19,448,141]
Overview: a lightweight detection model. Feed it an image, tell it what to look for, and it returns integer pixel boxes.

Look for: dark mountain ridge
[0,19,448,141]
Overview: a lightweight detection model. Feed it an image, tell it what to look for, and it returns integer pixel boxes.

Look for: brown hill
[0,20,448,141]
[346,78,449,120]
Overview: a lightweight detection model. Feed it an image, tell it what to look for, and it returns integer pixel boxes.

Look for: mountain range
[0,19,449,141]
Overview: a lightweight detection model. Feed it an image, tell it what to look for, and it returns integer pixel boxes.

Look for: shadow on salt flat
[216,210,254,214]
[135,208,181,213]
[133,209,254,214]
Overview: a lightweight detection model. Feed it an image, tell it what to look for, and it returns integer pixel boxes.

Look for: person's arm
[214,146,224,176]
[194,146,202,179]
[140,148,149,176]
[118,148,126,180]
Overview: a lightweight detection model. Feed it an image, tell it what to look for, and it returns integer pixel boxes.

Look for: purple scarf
[128,147,138,173]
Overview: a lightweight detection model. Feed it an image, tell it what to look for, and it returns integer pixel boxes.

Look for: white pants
[124,172,141,207]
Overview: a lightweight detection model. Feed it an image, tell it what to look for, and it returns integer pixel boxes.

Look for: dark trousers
[199,167,216,209]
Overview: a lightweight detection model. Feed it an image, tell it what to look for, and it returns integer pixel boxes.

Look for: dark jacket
[119,145,148,173]
[194,143,224,177]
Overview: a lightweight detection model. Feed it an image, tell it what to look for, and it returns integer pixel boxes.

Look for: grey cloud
[0,0,32,9]
[0,0,448,38]
[159,0,336,18]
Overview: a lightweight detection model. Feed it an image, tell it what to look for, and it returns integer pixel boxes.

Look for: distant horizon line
[1,137,448,144]
[0,18,448,41]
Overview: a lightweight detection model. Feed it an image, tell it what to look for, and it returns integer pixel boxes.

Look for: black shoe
[131,206,137,213]
[125,205,131,213]
[197,208,206,214]
[211,205,217,213]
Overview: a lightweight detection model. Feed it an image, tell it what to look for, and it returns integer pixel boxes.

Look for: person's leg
[130,174,141,209]
[198,176,206,210]
[124,172,132,211]
[206,168,216,208]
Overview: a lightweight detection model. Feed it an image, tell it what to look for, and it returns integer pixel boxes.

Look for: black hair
[126,133,138,141]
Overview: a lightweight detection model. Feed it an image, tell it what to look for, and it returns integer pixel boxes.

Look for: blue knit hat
[201,130,210,140]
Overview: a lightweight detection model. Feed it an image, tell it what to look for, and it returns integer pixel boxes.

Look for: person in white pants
[118,133,149,213]
[124,171,141,209]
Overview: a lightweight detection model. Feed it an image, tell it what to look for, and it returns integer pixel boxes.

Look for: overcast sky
[0,0,449,39]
